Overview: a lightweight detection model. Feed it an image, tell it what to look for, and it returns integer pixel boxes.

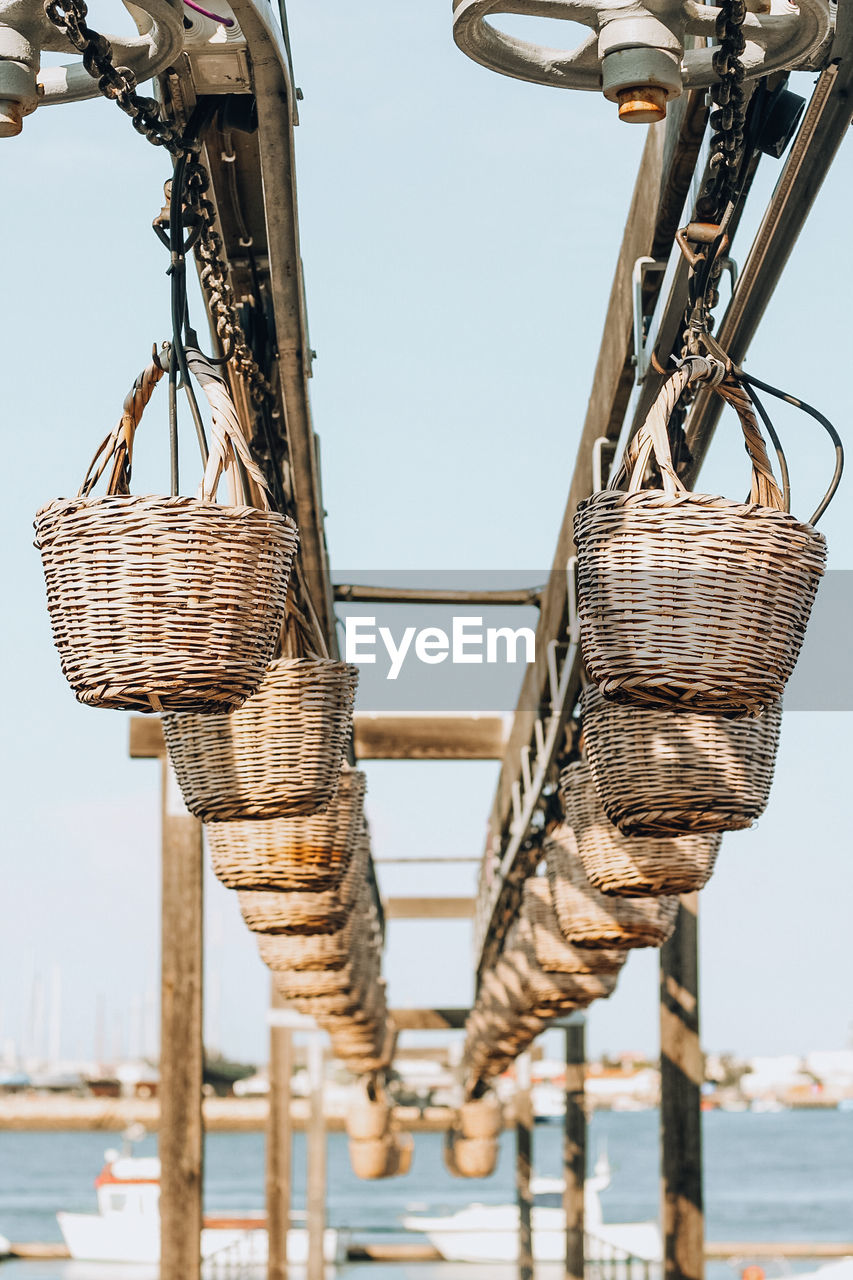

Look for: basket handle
[613,359,785,511]
[78,347,275,510]
[186,350,273,509]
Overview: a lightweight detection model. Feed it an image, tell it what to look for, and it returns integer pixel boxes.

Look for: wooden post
[266,982,293,1280]
[159,758,204,1280]
[660,893,704,1280]
[516,1052,534,1280]
[306,1034,326,1280]
[564,1019,586,1280]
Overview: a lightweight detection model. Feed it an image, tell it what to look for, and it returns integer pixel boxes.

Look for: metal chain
[43,0,272,403]
[676,0,748,361]
[697,0,747,224]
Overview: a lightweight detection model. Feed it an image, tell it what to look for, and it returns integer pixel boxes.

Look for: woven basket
[506,921,619,1012]
[236,832,368,935]
[574,366,826,716]
[445,1133,498,1179]
[581,684,783,836]
[207,770,366,892]
[346,1094,391,1142]
[521,878,626,975]
[545,824,678,948]
[349,1138,395,1180]
[561,761,722,896]
[35,350,298,714]
[459,1094,502,1140]
[162,658,358,820]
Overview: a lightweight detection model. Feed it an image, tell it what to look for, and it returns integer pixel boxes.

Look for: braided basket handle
[78,347,275,510]
[612,358,785,511]
[79,355,165,498]
[186,349,273,510]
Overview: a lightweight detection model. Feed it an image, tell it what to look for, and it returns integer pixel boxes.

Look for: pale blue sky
[0,4,850,1068]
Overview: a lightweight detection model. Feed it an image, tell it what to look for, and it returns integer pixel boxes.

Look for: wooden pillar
[564,1019,586,1280]
[159,758,204,1280]
[266,982,293,1280]
[660,894,704,1280]
[516,1052,534,1280]
[306,1034,326,1280]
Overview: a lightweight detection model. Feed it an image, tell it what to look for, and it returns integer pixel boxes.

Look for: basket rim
[576,486,826,546]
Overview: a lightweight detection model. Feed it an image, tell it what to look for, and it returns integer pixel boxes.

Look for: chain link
[675,0,748,361]
[43,0,272,403]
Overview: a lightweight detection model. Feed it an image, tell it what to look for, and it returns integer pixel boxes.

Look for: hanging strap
[611,358,785,511]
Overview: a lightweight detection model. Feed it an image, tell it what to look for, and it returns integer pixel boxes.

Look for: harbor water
[0,1109,851,1277]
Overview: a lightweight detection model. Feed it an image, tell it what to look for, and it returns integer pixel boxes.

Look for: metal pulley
[0,0,184,136]
[452,0,832,122]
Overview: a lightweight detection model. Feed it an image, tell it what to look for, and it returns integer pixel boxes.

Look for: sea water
[0,1109,851,1277]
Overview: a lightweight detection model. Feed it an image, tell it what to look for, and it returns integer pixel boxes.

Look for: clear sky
[0,3,850,1070]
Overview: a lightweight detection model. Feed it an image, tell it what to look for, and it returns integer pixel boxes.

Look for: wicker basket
[162,658,358,820]
[459,1094,502,1140]
[581,684,783,836]
[348,1138,395,1180]
[34,350,298,714]
[561,761,722,896]
[545,824,678,948]
[574,367,826,716]
[445,1133,498,1179]
[506,921,620,1011]
[346,1082,392,1141]
[207,769,366,892]
[236,832,368,935]
[521,878,627,975]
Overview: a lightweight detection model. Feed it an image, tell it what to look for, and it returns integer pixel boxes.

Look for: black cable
[169,151,209,468]
[738,370,844,526]
[735,375,791,513]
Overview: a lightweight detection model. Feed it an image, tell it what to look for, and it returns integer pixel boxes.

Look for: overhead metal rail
[472,22,852,977]
[334,584,543,606]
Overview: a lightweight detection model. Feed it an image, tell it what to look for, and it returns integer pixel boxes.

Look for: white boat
[403,1153,661,1265]
[57,1150,343,1265]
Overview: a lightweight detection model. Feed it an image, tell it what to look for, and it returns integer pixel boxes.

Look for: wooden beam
[661,894,704,1280]
[516,1053,534,1280]
[334,584,542,606]
[266,983,292,1280]
[130,716,166,759]
[130,712,509,762]
[389,1008,469,1030]
[354,713,508,761]
[563,1021,586,1280]
[159,759,204,1280]
[306,1035,326,1280]
[384,898,474,920]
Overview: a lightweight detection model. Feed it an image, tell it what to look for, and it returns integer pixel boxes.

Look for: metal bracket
[633,256,667,381]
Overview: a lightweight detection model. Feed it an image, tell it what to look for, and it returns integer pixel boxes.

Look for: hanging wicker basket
[162,657,358,821]
[444,1132,499,1179]
[459,1093,502,1140]
[346,1082,392,1141]
[545,824,678,948]
[574,365,826,716]
[521,877,626,976]
[561,760,722,896]
[236,830,368,935]
[506,920,621,1012]
[348,1137,395,1180]
[207,769,367,892]
[34,350,298,713]
[580,684,783,837]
